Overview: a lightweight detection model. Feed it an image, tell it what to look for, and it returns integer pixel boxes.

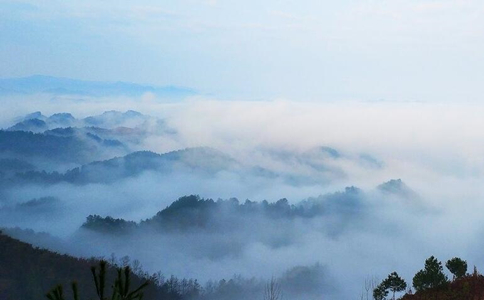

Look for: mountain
[377,179,419,199]
[80,147,237,182]
[8,118,49,132]
[0,231,178,300]
[83,110,148,128]
[5,111,173,153]
[81,188,366,235]
[3,110,374,187]
[8,110,157,132]
[0,75,196,97]
[0,130,126,165]
[19,111,47,122]
[74,189,367,261]
[9,147,238,185]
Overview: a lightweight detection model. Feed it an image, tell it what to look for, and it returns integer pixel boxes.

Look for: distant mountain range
[8,110,157,132]
[0,75,196,97]
[2,110,384,188]
[4,147,245,185]
[0,130,126,166]
[0,110,172,169]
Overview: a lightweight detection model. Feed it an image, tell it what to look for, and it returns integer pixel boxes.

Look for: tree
[111,264,149,300]
[264,277,282,300]
[382,272,407,300]
[361,276,378,300]
[412,256,448,292]
[46,283,79,300]
[373,283,388,300]
[446,257,467,279]
[373,272,406,300]
[45,260,148,300]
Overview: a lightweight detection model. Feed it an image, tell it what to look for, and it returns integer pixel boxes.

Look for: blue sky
[1,0,484,101]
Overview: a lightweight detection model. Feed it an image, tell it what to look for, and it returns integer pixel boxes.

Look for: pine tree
[373,272,407,300]
[45,260,148,300]
[46,283,79,300]
[382,272,407,300]
[446,257,467,279]
[373,283,388,300]
[412,256,448,292]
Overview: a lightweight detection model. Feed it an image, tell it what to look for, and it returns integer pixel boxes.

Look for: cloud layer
[2,94,484,298]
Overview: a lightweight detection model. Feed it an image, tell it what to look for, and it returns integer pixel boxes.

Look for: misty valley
[2,104,479,300]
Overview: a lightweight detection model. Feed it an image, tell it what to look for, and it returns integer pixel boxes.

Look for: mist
[2,93,484,299]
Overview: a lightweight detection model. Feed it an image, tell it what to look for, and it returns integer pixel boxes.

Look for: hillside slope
[402,274,484,300]
[0,231,177,300]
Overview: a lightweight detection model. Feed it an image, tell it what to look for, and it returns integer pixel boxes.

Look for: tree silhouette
[112,265,149,300]
[373,272,406,300]
[446,257,467,280]
[46,284,79,300]
[383,272,407,300]
[373,283,388,300]
[361,276,378,300]
[45,260,148,300]
[412,256,448,292]
[263,277,282,300]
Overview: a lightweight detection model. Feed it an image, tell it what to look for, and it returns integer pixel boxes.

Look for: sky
[1,0,484,100]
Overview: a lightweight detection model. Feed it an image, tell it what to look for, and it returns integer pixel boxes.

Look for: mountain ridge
[0,75,196,97]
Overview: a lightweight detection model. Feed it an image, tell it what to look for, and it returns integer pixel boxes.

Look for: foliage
[383,272,407,300]
[373,283,388,300]
[412,256,448,292]
[446,257,467,279]
[82,190,364,236]
[402,273,484,300]
[45,260,149,300]
[82,215,137,234]
[373,272,406,300]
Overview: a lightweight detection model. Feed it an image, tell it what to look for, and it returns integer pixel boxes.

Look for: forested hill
[401,274,484,300]
[6,147,241,185]
[82,190,363,234]
[0,130,125,164]
[0,231,181,300]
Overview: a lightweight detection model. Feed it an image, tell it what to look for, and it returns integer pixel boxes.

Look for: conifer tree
[446,257,467,279]
[372,283,388,300]
[45,260,148,300]
[373,272,407,300]
[412,256,448,292]
[382,272,407,300]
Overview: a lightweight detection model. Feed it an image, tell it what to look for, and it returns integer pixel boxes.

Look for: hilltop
[402,274,484,300]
